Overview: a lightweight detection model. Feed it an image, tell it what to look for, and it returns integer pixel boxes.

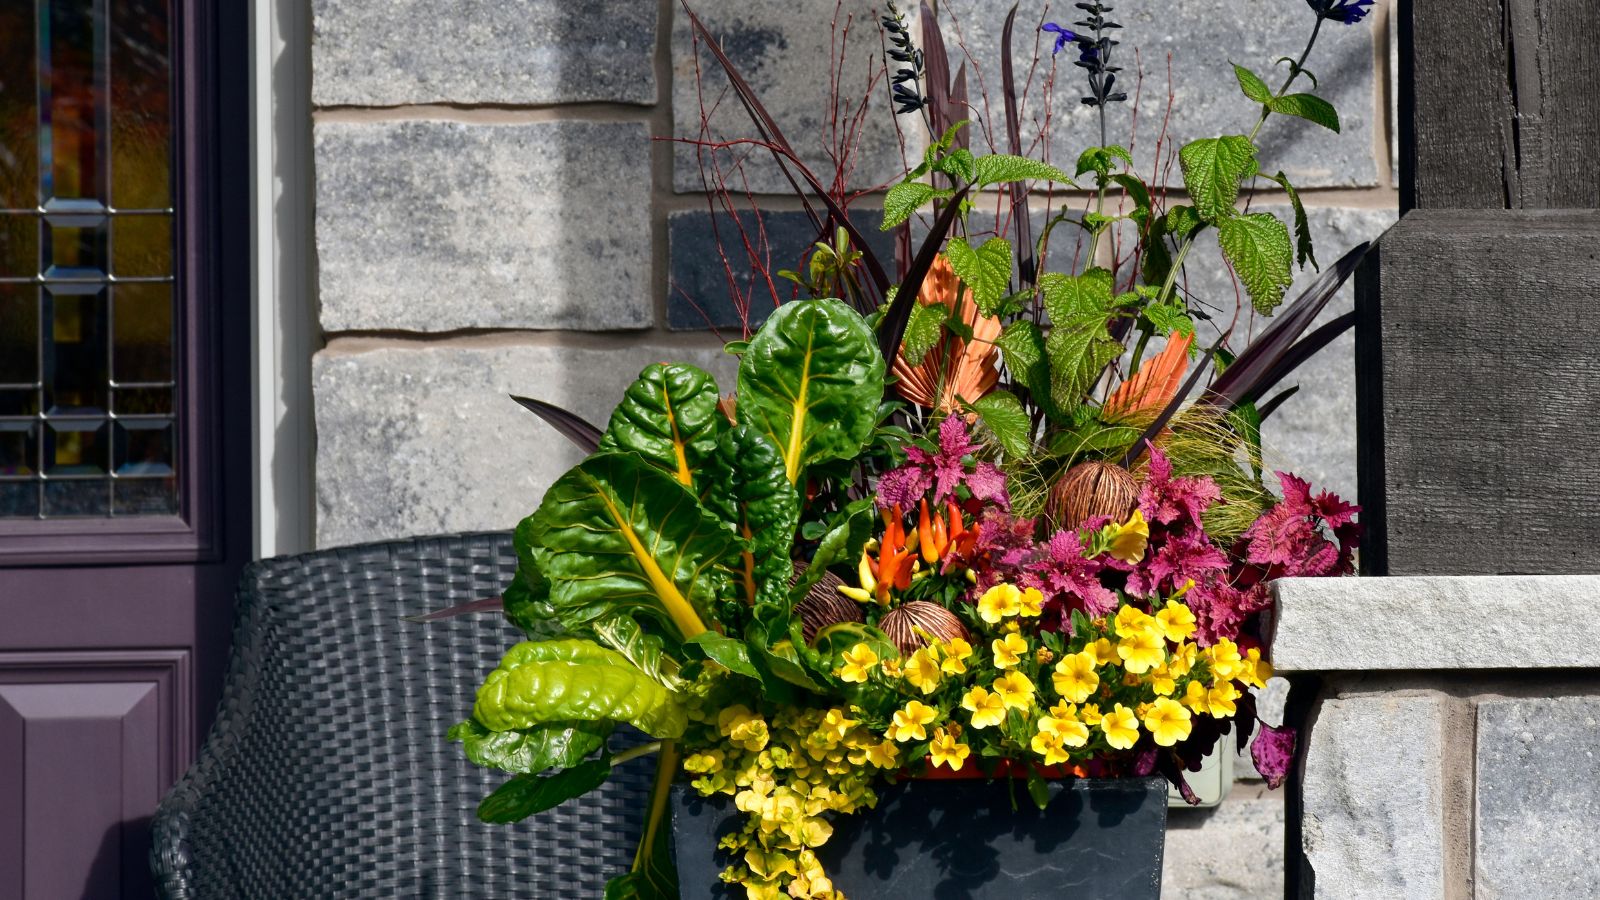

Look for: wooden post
[1357,0,1600,575]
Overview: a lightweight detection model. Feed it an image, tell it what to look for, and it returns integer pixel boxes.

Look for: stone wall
[308,1,1399,893]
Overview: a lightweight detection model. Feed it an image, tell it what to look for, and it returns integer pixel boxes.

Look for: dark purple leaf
[1251,723,1297,790]
[510,395,603,452]
[403,595,504,624]
[880,184,972,363]
[920,3,952,137]
[950,62,970,153]
[1255,385,1302,423]
[1241,311,1354,409]
[1000,4,1035,286]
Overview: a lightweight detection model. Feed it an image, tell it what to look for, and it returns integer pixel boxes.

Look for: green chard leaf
[973,154,1075,188]
[721,424,800,602]
[1218,212,1295,314]
[449,717,612,775]
[1178,136,1258,224]
[599,363,732,519]
[737,298,885,485]
[945,236,1014,315]
[1269,93,1341,133]
[899,301,948,367]
[591,613,687,691]
[478,758,613,825]
[1265,170,1318,270]
[969,391,1033,458]
[473,639,688,738]
[1233,63,1273,104]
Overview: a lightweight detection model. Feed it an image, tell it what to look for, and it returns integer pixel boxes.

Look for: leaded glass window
[0,0,177,518]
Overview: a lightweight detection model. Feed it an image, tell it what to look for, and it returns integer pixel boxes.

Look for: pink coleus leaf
[1251,723,1297,790]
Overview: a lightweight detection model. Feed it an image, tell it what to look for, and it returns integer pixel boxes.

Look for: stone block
[1300,694,1445,899]
[937,0,1378,188]
[312,340,736,547]
[667,207,893,331]
[1476,697,1600,898]
[1163,789,1284,898]
[1273,575,1600,672]
[670,1,918,193]
[311,0,657,106]
[315,121,653,333]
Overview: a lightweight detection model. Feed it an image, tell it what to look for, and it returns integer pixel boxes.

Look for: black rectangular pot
[672,776,1167,898]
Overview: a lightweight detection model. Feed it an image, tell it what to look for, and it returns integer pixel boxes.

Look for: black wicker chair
[150,532,654,899]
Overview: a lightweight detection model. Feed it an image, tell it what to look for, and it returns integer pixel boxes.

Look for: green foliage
[1164,205,1204,241]
[899,301,948,366]
[973,154,1074,188]
[881,181,942,230]
[1075,145,1134,180]
[1263,171,1317,270]
[995,320,1050,411]
[478,758,613,824]
[737,299,885,485]
[969,391,1032,458]
[1233,63,1272,103]
[1142,292,1197,339]
[1218,212,1295,314]
[685,632,763,680]
[604,745,680,900]
[592,613,687,691]
[945,236,1013,315]
[1269,93,1340,132]
[1178,136,1258,223]
[475,639,688,738]
[721,424,801,596]
[449,717,612,775]
[1046,319,1123,413]
[598,363,730,513]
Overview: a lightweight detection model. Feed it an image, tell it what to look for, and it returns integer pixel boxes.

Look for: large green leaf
[995,320,1051,413]
[881,181,938,230]
[722,425,799,602]
[970,390,1032,458]
[478,758,612,824]
[474,639,688,738]
[1046,318,1123,411]
[899,302,948,367]
[1039,269,1116,322]
[507,517,562,639]
[449,717,612,775]
[1269,93,1340,132]
[1178,136,1257,224]
[737,299,885,485]
[598,364,730,516]
[531,452,737,642]
[974,154,1074,188]
[1218,212,1295,314]
[591,613,687,691]
[945,236,1013,315]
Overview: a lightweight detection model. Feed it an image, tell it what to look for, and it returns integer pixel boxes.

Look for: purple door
[0,1,250,897]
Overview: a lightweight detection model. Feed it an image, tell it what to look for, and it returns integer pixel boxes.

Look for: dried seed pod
[879,600,970,656]
[789,563,864,644]
[1046,460,1139,530]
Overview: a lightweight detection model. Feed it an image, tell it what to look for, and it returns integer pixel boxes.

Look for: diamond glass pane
[0,0,176,519]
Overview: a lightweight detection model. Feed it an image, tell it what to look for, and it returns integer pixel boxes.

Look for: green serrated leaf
[996,320,1050,410]
[900,302,948,366]
[1143,300,1196,339]
[1164,205,1204,241]
[882,181,936,230]
[974,154,1075,188]
[945,236,1013,315]
[1178,136,1257,223]
[450,717,612,775]
[938,147,978,183]
[1269,93,1340,133]
[478,758,613,824]
[1110,173,1153,218]
[1264,171,1318,270]
[969,391,1032,458]
[1045,318,1122,410]
[1233,63,1273,104]
[1075,145,1134,179]
[1039,269,1116,323]
[1218,212,1294,314]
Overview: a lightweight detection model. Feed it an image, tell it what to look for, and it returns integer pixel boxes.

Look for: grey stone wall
[310,2,1398,894]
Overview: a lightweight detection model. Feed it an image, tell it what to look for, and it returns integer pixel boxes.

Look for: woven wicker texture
[149,532,652,899]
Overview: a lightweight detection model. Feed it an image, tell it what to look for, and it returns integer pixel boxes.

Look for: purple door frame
[0,1,252,897]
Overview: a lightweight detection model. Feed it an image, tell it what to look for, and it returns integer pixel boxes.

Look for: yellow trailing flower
[904,647,943,694]
[1030,729,1071,765]
[1018,587,1045,618]
[991,632,1028,669]
[962,685,1007,729]
[1079,703,1104,726]
[1101,703,1141,749]
[820,708,857,740]
[1168,641,1198,677]
[1117,628,1166,674]
[890,700,937,742]
[993,671,1036,710]
[1038,706,1090,748]
[1141,696,1193,746]
[1206,638,1244,681]
[836,643,878,683]
[1052,650,1100,704]
[938,637,973,674]
[864,739,899,769]
[1088,637,1119,667]
[1240,647,1273,688]
[1205,680,1240,717]
[976,583,1023,623]
[1181,680,1209,714]
[1155,599,1197,643]
[1148,663,1177,697]
[1103,509,1150,564]
[928,727,971,771]
[1114,605,1161,640]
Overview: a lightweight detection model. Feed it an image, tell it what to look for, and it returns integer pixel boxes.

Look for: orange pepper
[945,500,976,559]
[873,505,916,603]
[918,499,949,563]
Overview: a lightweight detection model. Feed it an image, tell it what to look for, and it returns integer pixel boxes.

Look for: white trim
[249,0,315,559]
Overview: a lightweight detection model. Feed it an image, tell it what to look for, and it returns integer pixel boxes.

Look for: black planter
[671,776,1167,898]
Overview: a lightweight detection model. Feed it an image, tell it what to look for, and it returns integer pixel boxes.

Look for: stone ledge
[1271,575,1600,672]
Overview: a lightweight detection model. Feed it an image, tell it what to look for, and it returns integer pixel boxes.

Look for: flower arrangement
[446,1,1375,897]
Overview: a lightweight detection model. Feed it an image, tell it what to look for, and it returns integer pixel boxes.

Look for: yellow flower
[1018,587,1045,617]
[1031,729,1071,765]
[993,671,1036,709]
[1117,629,1166,674]
[1205,680,1240,717]
[821,708,857,740]
[1104,509,1151,564]
[977,584,1023,623]
[1101,703,1140,749]
[880,657,903,678]
[1114,605,1159,640]
[962,686,1008,729]
[1079,703,1104,726]
[1240,647,1273,689]
[1038,708,1090,748]
[1155,599,1197,643]
[864,739,899,769]
[890,700,937,742]
[1141,696,1193,746]
[1206,638,1243,681]
[718,705,771,752]
[1180,680,1209,714]
[992,632,1028,669]
[904,647,942,694]
[928,727,971,771]
[938,637,973,674]
[1088,637,1119,666]
[837,643,878,683]
[1168,641,1198,677]
[1148,664,1177,697]
[1052,650,1100,704]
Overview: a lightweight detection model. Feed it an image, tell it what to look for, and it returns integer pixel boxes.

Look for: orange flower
[892,255,1002,415]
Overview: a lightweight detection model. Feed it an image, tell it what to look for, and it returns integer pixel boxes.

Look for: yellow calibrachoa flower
[1052,650,1100,704]
[1180,680,1209,714]
[1206,638,1244,681]
[938,637,973,674]
[820,708,857,740]
[1117,628,1166,674]
[962,685,1007,729]
[1101,703,1140,749]
[1079,703,1104,726]
[991,632,1028,669]
[1088,637,1119,666]
[1205,680,1240,717]
[977,584,1023,623]
[1114,605,1159,639]
[890,700,937,742]
[1030,729,1071,765]
[928,727,971,771]
[904,647,942,694]
[1148,663,1177,697]
[880,657,903,678]
[1039,705,1091,748]
[1141,696,1193,746]
[1018,587,1045,617]
[1240,647,1272,688]
[1168,641,1198,677]
[865,739,899,769]
[1104,509,1150,563]
[837,643,878,683]
[1155,599,1197,642]
[993,671,1036,709]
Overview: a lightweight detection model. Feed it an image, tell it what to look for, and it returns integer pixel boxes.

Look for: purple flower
[1041,22,1078,55]
[1306,0,1376,25]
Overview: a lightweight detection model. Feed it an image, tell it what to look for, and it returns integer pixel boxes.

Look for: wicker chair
[150,533,654,899]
